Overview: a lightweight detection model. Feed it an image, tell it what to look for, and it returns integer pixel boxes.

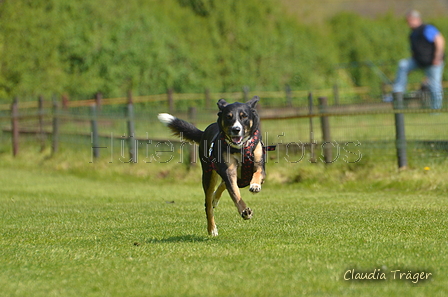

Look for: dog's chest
[206,132,258,188]
[229,152,243,179]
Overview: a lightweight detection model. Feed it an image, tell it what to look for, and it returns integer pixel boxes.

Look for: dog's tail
[158,113,204,143]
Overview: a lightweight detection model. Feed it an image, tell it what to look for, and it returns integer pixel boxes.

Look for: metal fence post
[393,92,407,169]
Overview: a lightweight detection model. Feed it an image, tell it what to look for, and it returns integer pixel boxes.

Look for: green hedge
[0,1,446,101]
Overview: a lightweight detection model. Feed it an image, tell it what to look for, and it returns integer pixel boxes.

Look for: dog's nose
[231,126,241,134]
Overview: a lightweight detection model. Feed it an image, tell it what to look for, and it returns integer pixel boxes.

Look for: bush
[0,1,445,101]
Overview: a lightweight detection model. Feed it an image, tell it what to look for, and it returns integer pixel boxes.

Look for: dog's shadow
[146,234,212,243]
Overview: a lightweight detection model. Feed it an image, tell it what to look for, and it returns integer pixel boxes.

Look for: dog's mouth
[231,136,243,145]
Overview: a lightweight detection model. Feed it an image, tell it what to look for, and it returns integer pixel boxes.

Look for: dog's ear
[247,96,259,109]
[217,99,228,110]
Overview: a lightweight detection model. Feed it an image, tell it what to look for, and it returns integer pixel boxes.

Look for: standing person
[393,10,445,109]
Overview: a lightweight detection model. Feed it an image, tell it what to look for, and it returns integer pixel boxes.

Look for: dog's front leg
[249,142,266,193]
[220,158,253,220]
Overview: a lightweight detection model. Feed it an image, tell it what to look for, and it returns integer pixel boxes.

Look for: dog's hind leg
[212,180,226,208]
[203,170,219,236]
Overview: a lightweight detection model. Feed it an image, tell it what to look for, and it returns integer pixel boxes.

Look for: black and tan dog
[158,96,269,236]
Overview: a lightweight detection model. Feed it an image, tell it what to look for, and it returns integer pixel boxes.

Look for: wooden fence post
[318,97,333,164]
[285,84,292,107]
[256,102,262,133]
[243,86,250,101]
[127,91,136,163]
[380,82,387,99]
[51,96,59,156]
[308,92,317,163]
[333,84,339,105]
[205,88,211,109]
[62,94,69,110]
[38,95,46,152]
[95,92,102,112]
[11,97,19,157]
[167,88,174,113]
[90,104,100,159]
[188,106,197,167]
[393,92,407,169]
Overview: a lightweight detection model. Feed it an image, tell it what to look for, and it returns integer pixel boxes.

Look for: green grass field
[1,147,448,296]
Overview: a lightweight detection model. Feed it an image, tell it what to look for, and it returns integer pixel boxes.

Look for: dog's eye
[240,113,247,119]
[226,114,233,120]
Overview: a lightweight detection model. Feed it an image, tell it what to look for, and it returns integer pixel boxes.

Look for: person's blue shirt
[423,24,439,42]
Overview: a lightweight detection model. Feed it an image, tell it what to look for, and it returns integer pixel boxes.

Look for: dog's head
[217,96,260,148]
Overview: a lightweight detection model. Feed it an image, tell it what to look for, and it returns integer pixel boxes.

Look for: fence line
[3,90,447,170]
[5,102,447,122]
[2,80,445,111]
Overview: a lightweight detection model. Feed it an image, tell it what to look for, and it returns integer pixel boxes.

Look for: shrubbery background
[1,0,447,100]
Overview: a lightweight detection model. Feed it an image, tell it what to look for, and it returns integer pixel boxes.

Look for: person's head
[406,9,422,29]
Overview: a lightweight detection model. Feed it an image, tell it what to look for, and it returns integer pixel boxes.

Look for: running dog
[158,96,271,236]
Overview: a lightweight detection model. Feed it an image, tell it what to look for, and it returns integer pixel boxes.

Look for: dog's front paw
[241,208,253,220]
[209,226,218,236]
[249,183,261,193]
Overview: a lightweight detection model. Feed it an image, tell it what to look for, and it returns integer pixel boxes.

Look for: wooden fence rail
[2,80,446,112]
